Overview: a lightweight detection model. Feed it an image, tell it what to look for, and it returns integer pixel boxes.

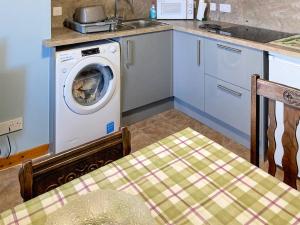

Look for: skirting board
[122,97,174,126]
[174,98,250,148]
[0,144,49,170]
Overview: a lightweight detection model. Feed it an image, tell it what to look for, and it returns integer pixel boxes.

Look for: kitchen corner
[43,0,300,150]
[2,0,300,221]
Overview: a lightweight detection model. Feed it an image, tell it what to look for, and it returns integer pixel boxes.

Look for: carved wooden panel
[283,90,300,108]
[32,147,123,197]
[19,127,131,201]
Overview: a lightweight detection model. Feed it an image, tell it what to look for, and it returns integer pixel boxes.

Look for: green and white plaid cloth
[1,128,300,225]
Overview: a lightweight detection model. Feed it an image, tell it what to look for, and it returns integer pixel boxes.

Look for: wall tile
[52,0,300,33]
[52,0,151,28]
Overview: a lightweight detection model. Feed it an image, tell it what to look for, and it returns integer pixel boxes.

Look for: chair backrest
[19,127,131,201]
[251,75,300,189]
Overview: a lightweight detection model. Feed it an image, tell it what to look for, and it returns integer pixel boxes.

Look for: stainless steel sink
[112,19,165,31]
[112,24,135,31]
[122,20,164,29]
[110,19,165,32]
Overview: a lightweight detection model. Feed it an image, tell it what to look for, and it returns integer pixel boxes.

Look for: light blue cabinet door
[120,31,173,112]
[205,75,250,134]
[173,31,204,111]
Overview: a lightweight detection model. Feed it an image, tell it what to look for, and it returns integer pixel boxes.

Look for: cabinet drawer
[204,39,263,90]
[205,75,250,134]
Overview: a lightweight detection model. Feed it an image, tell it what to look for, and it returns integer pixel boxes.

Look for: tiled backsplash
[52,0,151,28]
[52,0,300,33]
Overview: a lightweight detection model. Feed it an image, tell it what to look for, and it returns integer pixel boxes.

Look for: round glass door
[72,64,113,106]
[64,57,117,115]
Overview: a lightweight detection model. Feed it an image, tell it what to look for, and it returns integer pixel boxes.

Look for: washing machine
[53,40,120,153]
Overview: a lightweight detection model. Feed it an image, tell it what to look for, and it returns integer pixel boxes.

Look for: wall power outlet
[210,3,217,11]
[0,117,23,136]
[220,4,231,13]
[53,7,62,17]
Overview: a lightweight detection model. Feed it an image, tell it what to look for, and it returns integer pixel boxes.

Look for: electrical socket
[220,4,231,13]
[0,117,23,136]
[210,3,217,11]
[9,117,23,132]
[53,7,62,16]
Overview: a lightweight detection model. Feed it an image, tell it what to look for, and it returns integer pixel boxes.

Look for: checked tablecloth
[1,128,300,225]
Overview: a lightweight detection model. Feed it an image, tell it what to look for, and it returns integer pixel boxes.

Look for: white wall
[0,0,51,156]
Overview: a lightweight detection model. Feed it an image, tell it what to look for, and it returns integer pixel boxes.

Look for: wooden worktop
[44,20,300,58]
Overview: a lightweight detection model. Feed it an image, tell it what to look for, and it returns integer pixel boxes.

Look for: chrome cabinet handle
[125,40,133,69]
[217,84,242,97]
[217,44,242,54]
[197,40,201,66]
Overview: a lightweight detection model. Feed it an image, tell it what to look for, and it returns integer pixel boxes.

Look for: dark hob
[199,24,222,31]
[199,24,294,43]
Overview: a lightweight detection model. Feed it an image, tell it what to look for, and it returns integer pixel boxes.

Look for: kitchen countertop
[44,20,300,58]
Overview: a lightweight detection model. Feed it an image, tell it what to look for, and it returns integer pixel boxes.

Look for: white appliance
[157,0,194,19]
[53,40,120,153]
[196,1,207,21]
[269,53,300,176]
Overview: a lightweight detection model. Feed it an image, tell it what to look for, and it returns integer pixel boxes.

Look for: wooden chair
[19,127,131,201]
[251,75,300,189]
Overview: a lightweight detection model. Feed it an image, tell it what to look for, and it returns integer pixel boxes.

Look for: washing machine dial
[61,68,68,74]
[109,45,117,53]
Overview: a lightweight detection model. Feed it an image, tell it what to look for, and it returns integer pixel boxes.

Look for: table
[1,128,300,225]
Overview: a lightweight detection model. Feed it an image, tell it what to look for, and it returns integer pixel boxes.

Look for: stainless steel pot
[73,5,106,24]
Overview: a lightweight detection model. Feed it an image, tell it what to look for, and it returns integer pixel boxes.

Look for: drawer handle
[217,84,242,97]
[125,40,133,69]
[217,44,242,54]
[197,40,201,66]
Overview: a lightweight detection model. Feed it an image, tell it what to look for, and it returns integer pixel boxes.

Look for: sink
[110,19,165,32]
[121,19,165,29]
[112,24,136,31]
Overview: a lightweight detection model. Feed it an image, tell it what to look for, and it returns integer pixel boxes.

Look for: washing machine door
[64,56,117,115]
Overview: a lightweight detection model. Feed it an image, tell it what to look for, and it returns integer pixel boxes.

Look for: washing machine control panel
[59,53,76,63]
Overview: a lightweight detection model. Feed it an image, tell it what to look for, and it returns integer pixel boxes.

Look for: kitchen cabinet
[173,31,205,111]
[120,31,173,112]
[204,38,264,90]
[173,33,265,146]
[205,75,250,134]
[204,38,264,135]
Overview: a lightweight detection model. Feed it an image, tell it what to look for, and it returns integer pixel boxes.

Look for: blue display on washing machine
[106,121,115,134]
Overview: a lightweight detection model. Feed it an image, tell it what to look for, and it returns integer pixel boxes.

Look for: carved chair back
[19,127,131,201]
[251,75,300,189]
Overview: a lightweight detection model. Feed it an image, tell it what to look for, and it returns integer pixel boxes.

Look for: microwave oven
[157,0,194,19]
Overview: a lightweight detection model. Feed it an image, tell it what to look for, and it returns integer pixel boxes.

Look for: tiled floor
[0,109,298,213]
